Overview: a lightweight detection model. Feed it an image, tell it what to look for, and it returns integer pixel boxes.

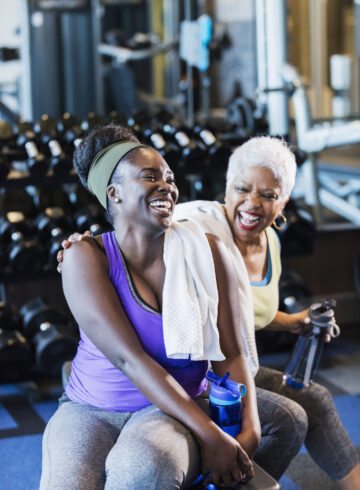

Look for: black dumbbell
[75,204,109,236]
[276,199,316,257]
[279,270,312,314]
[26,185,71,212]
[57,113,83,149]
[33,114,58,145]
[0,302,33,382]
[0,120,15,181]
[141,127,181,169]
[35,207,72,267]
[192,124,232,168]
[15,120,49,175]
[0,212,45,273]
[161,123,207,170]
[19,297,78,377]
[81,112,106,132]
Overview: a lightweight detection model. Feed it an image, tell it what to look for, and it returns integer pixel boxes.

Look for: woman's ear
[107,184,121,204]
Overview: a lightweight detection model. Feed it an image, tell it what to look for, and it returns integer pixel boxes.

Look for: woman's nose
[246,191,261,206]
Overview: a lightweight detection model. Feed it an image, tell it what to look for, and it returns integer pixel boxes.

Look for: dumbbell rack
[0,170,79,293]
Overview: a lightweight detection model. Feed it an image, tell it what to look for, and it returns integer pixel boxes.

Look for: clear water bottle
[283,299,340,389]
[206,371,246,436]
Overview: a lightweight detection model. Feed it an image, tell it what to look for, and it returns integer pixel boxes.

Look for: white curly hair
[225,136,297,203]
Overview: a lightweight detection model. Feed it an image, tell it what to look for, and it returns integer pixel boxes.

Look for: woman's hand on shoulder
[56,230,93,272]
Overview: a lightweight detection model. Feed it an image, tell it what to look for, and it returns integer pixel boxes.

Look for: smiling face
[224,166,285,244]
[108,147,179,232]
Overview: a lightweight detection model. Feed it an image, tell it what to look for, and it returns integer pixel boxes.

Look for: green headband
[87,141,145,209]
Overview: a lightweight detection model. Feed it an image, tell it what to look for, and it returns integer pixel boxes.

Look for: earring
[273,214,287,230]
[113,197,120,204]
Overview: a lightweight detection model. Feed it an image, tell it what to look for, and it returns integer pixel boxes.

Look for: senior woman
[174,136,360,489]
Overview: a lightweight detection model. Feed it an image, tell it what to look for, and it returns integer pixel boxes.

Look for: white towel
[173,201,259,376]
[163,219,225,361]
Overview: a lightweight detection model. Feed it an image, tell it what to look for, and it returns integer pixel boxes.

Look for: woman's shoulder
[62,234,108,271]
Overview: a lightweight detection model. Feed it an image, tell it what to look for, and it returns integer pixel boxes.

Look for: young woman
[40,124,261,490]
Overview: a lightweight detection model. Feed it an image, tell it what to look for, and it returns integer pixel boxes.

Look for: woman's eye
[167,178,176,185]
[263,194,277,200]
[236,186,249,193]
[144,175,156,181]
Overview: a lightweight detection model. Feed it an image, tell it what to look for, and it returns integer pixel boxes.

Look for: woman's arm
[265,309,310,334]
[207,234,261,460]
[62,239,252,486]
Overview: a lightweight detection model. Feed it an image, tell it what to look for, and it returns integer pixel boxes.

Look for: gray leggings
[40,388,306,489]
[255,366,360,481]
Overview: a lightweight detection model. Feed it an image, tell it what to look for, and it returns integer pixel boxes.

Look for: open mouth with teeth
[148,198,173,216]
[237,210,261,230]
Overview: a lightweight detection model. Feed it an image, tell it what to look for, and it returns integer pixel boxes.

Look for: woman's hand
[286,308,310,335]
[56,230,93,272]
[268,309,332,342]
[199,428,254,487]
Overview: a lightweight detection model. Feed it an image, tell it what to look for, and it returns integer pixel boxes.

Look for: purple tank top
[66,231,209,411]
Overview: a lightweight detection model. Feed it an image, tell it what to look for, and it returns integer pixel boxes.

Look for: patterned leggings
[255,365,360,480]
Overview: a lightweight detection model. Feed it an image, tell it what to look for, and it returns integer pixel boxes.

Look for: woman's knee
[267,395,308,449]
[105,423,200,489]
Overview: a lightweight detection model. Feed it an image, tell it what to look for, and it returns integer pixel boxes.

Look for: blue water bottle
[206,371,246,437]
[190,372,246,488]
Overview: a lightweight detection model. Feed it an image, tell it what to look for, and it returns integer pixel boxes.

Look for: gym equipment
[276,199,316,257]
[75,204,109,235]
[161,124,207,169]
[279,270,312,315]
[283,300,340,389]
[0,212,45,273]
[57,113,84,149]
[33,114,58,145]
[0,301,33,381]
[281,63,360,225]
[48,139,73,175]
[192,125,231,167]
[15,122,49,176]
[0,328,33,382]
[0,153,10,182]
[20,297,78,376]
[141,127,181,169]
[0,188,35,215]
[35,207,72,267]
[81,112,106,132]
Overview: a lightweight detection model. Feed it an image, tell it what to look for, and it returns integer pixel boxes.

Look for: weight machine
[255,0,360,225]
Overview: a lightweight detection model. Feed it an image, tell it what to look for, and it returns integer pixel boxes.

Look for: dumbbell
[57,113,83,150]
[192,124,231,168]
[0,302,33,382]
[0,120,15,181]
[161,124,207,170]
[0,212,45,273]
[75,204,109,236]
[33,114,58,145]
[15,120,49,175]
[279,270,312,314]
[35,207,72,268]
[141,127,181,169]
[276,199,316,257]
[0,188,35,216]
[26,184,71,212]
[19,297,78,377]
[81,112,106,132]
